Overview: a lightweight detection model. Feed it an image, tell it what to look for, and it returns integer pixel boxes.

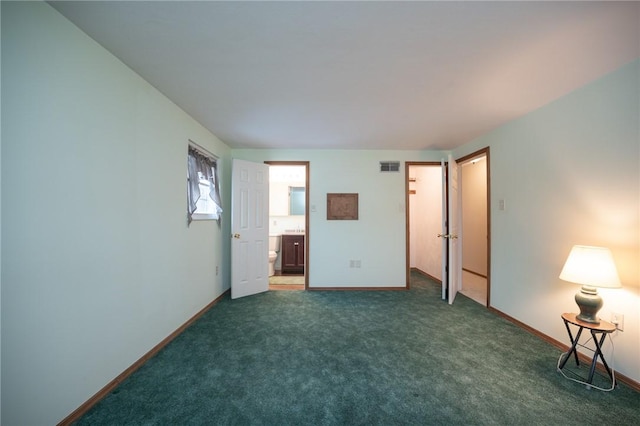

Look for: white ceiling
[50,1,639,151]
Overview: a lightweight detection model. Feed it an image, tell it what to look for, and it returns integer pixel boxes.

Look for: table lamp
[559,245,621,324]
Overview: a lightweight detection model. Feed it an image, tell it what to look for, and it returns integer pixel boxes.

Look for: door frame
[456,147,491,307]
[265,161,310,290]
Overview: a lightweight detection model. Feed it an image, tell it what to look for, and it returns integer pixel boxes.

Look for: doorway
[265,161,309,291]
[406,162,443,287]
[457,148,490,306]
[405,150,490,307]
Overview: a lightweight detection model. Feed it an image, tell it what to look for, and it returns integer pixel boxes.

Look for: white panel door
[440,159,448,301]
[447,154,462,304]
[440,156,462,303]
[231,159,269,299]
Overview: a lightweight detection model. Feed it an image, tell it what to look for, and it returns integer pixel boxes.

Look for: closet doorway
[406,162,444,286]
[457,149,490,306]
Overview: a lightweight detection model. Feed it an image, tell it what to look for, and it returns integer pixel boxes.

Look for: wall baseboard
[489,307,640,393]
[58,290,230,426]
[462,268,487,279]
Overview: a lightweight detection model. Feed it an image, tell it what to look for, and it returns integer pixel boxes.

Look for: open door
[447,154,462,304]
[440,156,462,304]
[440,160,448,300]
[231,159,269,299]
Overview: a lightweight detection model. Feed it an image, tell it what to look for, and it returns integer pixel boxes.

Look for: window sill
[191,213,220,221]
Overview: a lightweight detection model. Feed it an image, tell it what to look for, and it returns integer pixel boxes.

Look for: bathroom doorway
[265,161,309,291]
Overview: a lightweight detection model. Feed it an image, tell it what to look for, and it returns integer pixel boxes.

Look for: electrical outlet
[611,312,624,332]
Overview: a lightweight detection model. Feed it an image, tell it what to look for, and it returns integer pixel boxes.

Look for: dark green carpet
[76,273,640,425]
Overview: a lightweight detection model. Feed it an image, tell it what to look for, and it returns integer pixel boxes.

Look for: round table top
[561,312,616,332]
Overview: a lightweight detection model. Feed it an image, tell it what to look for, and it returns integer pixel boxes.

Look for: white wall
[455,60,640,383]
[409,165,443,280]
[1,3,231,424]
[233,150,447,288]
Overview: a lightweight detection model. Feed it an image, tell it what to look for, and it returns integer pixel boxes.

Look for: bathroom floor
[269,274,305,291]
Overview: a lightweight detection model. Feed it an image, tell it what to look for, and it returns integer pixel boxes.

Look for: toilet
[268,235,281,277]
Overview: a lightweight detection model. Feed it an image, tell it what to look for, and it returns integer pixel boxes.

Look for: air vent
[380,161,400,172]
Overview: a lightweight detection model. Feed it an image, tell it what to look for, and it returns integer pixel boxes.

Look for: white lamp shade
[559,245,622,288]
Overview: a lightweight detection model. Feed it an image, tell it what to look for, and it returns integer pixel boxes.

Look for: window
[187,144,222,224]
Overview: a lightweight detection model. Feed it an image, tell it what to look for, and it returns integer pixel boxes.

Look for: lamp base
[575,285,602,324]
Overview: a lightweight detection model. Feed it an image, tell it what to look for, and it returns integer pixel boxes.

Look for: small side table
[558,313,616,387]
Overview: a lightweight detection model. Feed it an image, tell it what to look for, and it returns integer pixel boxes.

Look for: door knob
[232,233,241,239]
[437,233,449,238]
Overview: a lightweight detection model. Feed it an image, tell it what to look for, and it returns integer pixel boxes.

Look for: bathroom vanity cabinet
[281,234,304,274]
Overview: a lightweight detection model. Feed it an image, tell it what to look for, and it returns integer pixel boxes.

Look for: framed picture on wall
[327,193,358,220]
